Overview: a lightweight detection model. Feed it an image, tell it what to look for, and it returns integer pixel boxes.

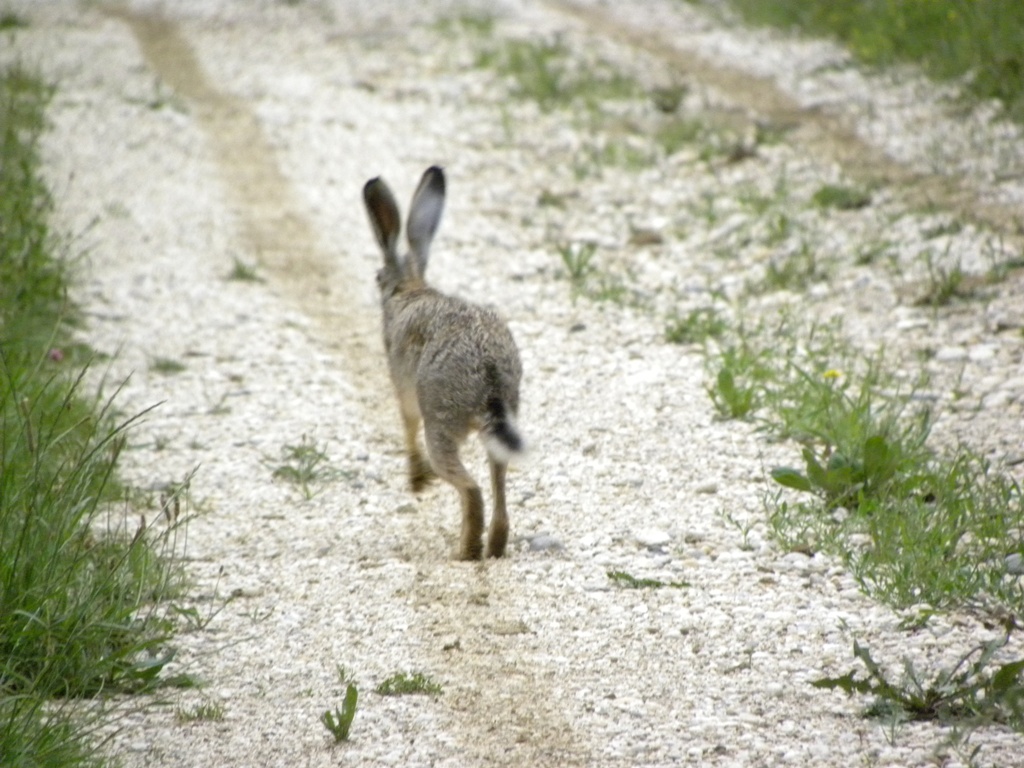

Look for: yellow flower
[823,369,842,380]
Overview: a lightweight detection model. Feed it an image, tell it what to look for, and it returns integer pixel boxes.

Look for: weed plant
[815,638,1024,729]
[556,241,597,286]
[704,323,778,419]
[321,684,358,743]
[267,434,348,500]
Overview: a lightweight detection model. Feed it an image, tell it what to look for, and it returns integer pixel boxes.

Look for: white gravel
[6,1,1024,766]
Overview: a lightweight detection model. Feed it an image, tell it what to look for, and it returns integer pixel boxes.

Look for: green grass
[267,434,350,500]
[0,698,105,768]
[655,116,706,156]
[375,672,443,697]
[812,184,872,211]
[321,684,358,743]
[150,356,187,375]
[705,314,1024,619]
[477,36,639,113]
[757,241,830,293]
[815,638,1024,730]
[1,64,185,765]
[916,248,968,307]
[707,316,1024,734]
[434,10,495,38]
[175,701,226,723]
[720,0,1024,121]
[607,570,689,589]
[0,11,27,31]
[556,240,597,285]
[226,256,263,283]
[665,307,727,345]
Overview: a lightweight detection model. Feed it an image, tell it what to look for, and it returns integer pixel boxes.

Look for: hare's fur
[363,166,523,560]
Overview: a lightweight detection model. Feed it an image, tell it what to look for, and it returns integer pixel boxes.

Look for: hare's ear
[406,166,445,279]
[363,176,402,274]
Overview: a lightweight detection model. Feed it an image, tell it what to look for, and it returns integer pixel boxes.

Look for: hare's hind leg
[487,459,509,558]
[424,428,484,561]
[398,397,435,492]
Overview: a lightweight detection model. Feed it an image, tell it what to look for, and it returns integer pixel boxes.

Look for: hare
[362,166,524,560]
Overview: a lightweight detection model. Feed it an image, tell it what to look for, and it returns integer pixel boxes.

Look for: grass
[227,256,263,283]
[321,684,358,743]
[916,248,967,307]
[434,10,495,38]
[815,638,1024,730]
[665,307,727,345]
[1,63,185,764]
[553,241,643,307]
[556,240,597,286]
[150,356,186,375]
[719,0,1024,121]
[812,184,872,211]
[375,672,443,697]
[607,570,689,589]
[175,701,226,723]
[704,326,777,420]
[267,434,348,500]
[757,241,830,293]
[702,312,1024,734]
[478,36,638,113]
[705,314,1024,619]
[654,116,706,157]
[0,11,27,31]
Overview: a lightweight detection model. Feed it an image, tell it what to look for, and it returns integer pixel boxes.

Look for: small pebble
[635,528,672,549]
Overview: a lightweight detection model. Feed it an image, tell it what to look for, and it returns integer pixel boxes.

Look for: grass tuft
[607,570,689,589]
[812,184,872,211]
[815,638,1024,730]
[175,701,226,723]
[665,307,726,345]
[375,672,443,697]
[267,434,351,500]
[321,684,358,743]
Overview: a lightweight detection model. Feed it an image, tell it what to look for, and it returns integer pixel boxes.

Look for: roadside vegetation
[703,316,1024,620]
[715,0,1024,121]
[1,59,186,765]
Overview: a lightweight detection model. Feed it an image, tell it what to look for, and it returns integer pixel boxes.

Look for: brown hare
[362,166,524,560]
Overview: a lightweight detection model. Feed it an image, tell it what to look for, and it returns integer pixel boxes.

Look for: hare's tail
[482,364,524,463]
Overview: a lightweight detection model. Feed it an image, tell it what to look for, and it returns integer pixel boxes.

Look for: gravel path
[7,1,1024,765]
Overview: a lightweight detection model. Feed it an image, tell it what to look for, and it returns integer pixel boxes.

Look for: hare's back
[416,297,521,409]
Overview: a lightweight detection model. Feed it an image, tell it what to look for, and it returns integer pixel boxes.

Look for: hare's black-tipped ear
[363,177,402,271]
[406,166,445,278]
